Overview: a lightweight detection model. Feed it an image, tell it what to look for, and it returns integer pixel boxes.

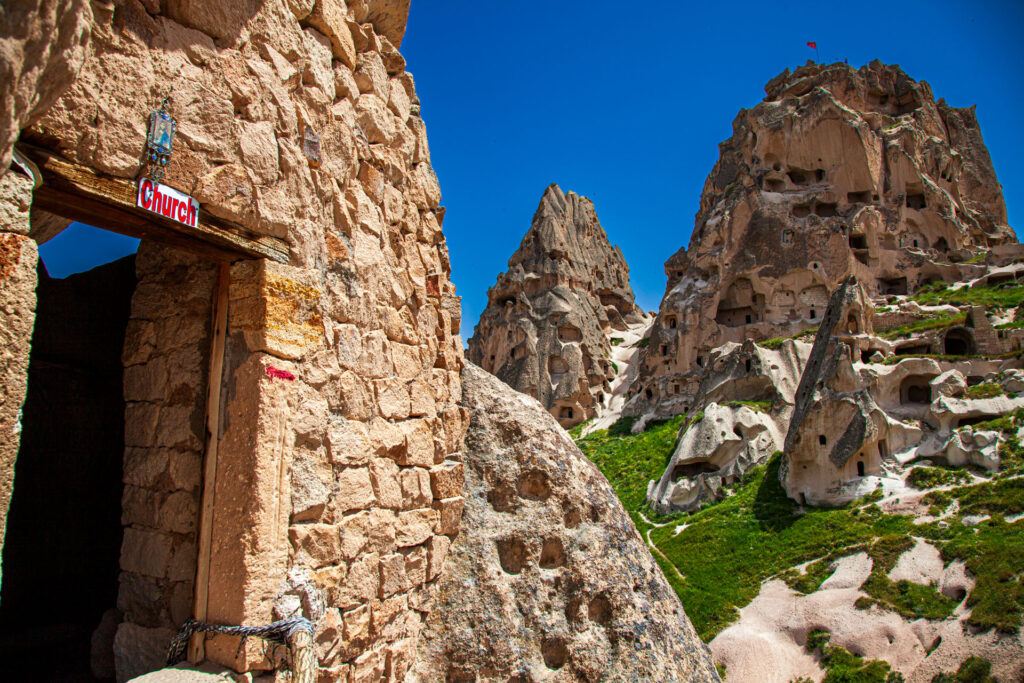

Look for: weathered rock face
[629,60,1015,418]
[778,275,1024,505]
[468,184,645,427]
[780,277,894,505]
[0,174,37,587]
[1,2,466,681]
[0,0,93,172]
[648,339,812,514]
[410,363,719,682]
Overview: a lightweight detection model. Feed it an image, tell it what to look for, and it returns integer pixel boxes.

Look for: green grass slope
[573,418,1024,644]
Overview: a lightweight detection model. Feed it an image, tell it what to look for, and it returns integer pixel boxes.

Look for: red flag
[807,41,817,49]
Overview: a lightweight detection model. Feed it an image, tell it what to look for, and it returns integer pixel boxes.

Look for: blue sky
[42,1,1024,343]
[401,0,1024,339]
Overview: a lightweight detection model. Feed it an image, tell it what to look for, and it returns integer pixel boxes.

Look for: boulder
[410,364,719,682]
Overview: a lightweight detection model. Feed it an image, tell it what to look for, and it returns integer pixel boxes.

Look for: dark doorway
[944,329,975,356]
[0,255,136,681]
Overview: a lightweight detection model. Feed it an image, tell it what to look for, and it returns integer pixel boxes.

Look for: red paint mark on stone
[266,366,295,381]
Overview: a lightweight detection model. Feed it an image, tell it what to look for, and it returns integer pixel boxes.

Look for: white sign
[136,177,199,228]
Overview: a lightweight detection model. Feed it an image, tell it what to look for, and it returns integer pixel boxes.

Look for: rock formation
[0,3,716,682]
[780,275,1024,505]
[647,338,811,513]
[468,184,645,427]
[629,60,1016,419]
[410,364,719,682]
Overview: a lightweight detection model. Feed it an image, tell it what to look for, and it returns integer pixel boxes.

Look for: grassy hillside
[572,417,1024,645]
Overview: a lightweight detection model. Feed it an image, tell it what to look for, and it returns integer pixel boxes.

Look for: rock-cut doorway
[0,226,138,681]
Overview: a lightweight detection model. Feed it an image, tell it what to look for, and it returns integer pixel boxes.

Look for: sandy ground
[710,544,1024,682]
[582,317,652,435]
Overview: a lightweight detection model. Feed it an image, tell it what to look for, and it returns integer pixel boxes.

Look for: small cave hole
[819,435,827,446]
[488,482,518,513]
[787,169,811,186]
[496,537,530,575]
[814,202,837,218]
[792,204,811,218]
[857,461,865,477]
[906,193,927,210]
[900,377,932,405]
[539,538,566,569]
[588,595,613,627]
[541,637,569,670]
[847,191,871,204]
[878,277,908,295]
[518,471,552,501]
[943,328,975,356]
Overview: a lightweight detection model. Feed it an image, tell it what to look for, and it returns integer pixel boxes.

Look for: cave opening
[0,254,137,681]
[944,328,975,356]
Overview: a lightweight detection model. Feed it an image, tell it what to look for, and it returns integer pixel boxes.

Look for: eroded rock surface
[629,60,1015,417]
[468,184,645,428]
[410,363,719,682]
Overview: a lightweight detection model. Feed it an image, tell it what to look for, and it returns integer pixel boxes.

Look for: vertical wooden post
[288,629,317,683]
[189,261,231,663]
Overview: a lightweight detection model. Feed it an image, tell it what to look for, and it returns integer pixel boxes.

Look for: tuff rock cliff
[468,184,645,427]
[629,60,1021,514]
[630,60,1015,420]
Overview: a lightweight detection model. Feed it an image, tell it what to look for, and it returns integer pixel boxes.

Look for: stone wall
[1,0,467,680]
[0,171,37,588]
[115,243,217,678]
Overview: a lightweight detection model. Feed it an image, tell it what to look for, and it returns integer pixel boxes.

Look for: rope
[167,616,314,665]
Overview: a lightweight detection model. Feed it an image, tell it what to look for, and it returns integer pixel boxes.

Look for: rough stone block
[399,467,431,509]
[369,458,403,510]
[112,622,177,682]
[402,544,427,588]
[374,377,410,420]
[350,646,385,683]
[399,419,434,467]
[289,524,342,569]
[327,415,372,466]
[378,553,408,598]
[432,496,464,536]
[371,594,409,641]
[333,466,375,514]
[429,460,463,499]
[394,508,436,547]
[426,534,451,582]
[342,603,372,661]
[336,552,380,610]
[120,527,173,579]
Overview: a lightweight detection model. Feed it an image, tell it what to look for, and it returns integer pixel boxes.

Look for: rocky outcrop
[648,339,811,513]
[468,184,645,427]
[628,60,1016,418]
[0,0,93,172]
[410,363,719,682]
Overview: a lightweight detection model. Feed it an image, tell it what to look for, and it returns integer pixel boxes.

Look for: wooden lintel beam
[17,143,290,264]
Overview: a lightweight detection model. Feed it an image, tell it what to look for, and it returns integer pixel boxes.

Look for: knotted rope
[167,616,314,665]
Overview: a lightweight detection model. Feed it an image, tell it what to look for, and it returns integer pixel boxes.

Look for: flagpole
[816,46,820,63]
